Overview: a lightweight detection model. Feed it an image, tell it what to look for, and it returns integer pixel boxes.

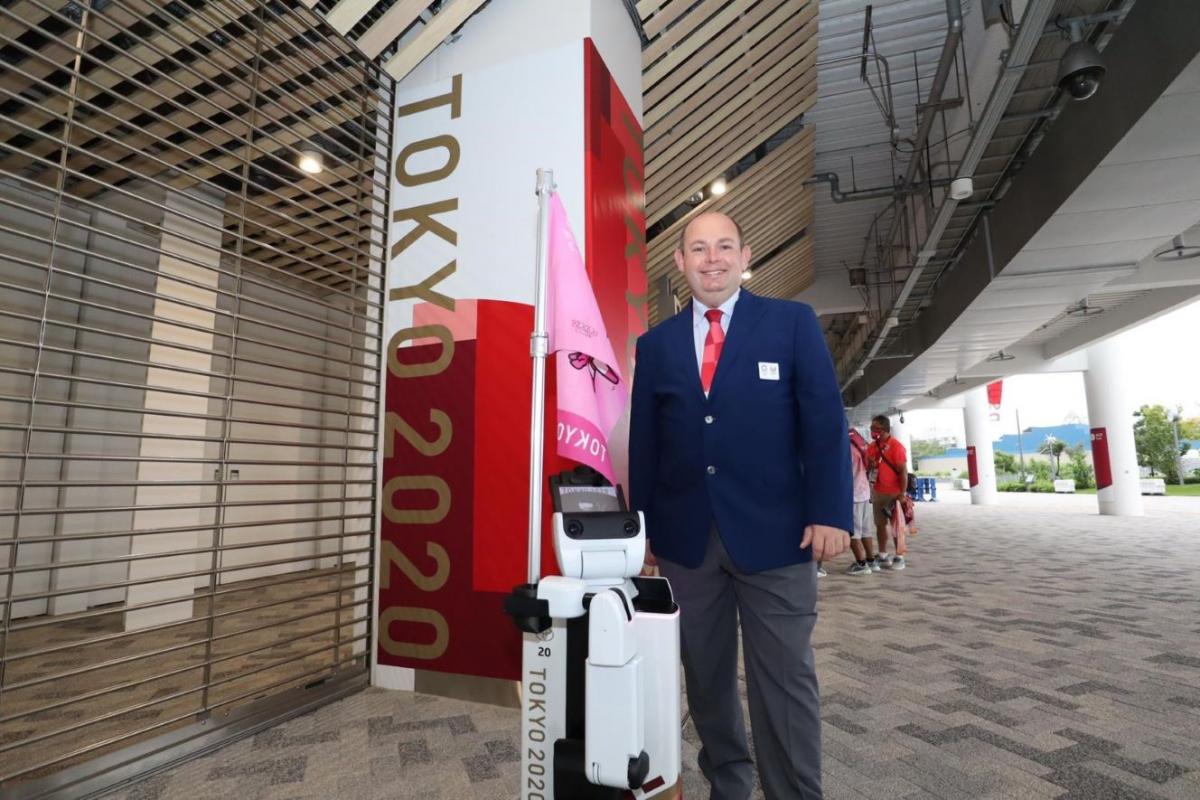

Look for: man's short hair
[870,415,891,432]
[677,214,745,252]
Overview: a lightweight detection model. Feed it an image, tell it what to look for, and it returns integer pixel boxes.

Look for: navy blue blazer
[628,290,853,572]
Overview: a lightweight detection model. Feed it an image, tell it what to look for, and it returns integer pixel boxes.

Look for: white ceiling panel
[1057,155,1200,214]
[1100,90,1200,166]
[1023,200,1200,251]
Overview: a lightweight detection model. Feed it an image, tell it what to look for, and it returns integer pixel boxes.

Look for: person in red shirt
[867,415,908,570]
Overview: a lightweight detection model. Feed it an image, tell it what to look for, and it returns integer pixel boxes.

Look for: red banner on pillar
[986,380,1003,406]
[966,446,979,488]
[1091,427,1112,490]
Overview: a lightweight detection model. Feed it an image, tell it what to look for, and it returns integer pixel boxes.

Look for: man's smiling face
[675,212,751,309]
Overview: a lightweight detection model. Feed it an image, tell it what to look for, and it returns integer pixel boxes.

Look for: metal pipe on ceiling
[842,0,1060,395]
[806,172,953,203]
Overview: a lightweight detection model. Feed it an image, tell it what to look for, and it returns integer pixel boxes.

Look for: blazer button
[704,415,714,424]
[706,465,717,475]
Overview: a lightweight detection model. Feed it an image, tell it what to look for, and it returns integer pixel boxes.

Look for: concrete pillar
[963,386,998,505]
[891,415,914,470]
[1084,336,1144,516]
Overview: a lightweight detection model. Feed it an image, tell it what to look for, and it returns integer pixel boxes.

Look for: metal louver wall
[0,0,389,794]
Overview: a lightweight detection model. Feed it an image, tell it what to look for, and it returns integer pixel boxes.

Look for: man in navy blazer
[630,212,852,799]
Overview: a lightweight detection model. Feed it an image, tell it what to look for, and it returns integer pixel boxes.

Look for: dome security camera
[1057,39,1106,101]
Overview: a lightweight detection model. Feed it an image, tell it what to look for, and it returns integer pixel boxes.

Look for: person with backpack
[867,415,908,570]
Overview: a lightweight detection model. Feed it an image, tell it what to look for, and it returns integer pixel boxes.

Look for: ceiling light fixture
[987,350,1015,362]
[1154,235,1200,261]
[740,269,752,281]
[298,149,324,175]
[710,177,728,196]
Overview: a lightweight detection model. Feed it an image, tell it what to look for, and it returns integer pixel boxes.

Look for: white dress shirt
[691,289,740,375]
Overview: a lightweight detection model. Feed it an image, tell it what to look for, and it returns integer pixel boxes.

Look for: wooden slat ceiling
[644,125,816,324]
[310,0,489,81]
[640,0,820,312]
[0,0,388,295]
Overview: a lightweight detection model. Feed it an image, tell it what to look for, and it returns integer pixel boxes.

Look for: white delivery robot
[505,467,681,799]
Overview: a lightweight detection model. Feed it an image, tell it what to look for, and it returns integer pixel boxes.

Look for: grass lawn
[1067,485,1200,497]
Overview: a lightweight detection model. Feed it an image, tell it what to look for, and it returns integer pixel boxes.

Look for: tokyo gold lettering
[387,324,454,378]
[391,199,458,259]
[395,74,463,119]
[389,260,457,310]
[396,134,460,187]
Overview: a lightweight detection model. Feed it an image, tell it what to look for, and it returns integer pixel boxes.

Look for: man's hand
[640,543,659,576]
[801,524,850,562]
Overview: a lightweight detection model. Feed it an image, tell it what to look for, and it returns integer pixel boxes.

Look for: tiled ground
[102,494,1200,799]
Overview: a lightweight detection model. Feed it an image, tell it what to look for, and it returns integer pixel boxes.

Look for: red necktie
[700,308,725,394]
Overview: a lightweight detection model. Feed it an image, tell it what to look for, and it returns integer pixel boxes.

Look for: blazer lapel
[709,290,765,401]
[668,307,705,400]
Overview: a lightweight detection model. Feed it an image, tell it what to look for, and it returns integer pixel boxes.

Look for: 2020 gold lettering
[380,75,464,662]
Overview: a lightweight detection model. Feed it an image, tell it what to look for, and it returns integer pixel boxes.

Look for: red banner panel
[966,446,979,488]
[584,38,648,387]
[380,337,522,680]
[986,380,1003,407]
[1091,427,1112,490]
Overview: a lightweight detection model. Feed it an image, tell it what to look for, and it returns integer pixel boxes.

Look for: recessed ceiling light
[711,177,728,196]
[298,149,324,175]
[740,269,752,281]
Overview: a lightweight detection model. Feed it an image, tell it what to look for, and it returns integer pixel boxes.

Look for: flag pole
[527,168,555,585]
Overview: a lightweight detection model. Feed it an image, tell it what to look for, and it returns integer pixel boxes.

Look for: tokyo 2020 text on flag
[545,191,626,484]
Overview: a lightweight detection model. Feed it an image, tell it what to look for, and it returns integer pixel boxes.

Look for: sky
[903,298,1200,445]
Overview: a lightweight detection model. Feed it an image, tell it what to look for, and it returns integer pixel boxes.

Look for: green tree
[994,452,1018,475]
[1133,404,1187,482]
[1066,445,1094,489]
[1030,459,1052,481]
[1181,416,1200,442]
[911,438,948,458]
[1037,436,1068,477]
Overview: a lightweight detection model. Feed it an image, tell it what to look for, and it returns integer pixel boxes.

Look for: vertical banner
[380,41,646,683]
[966,446,979,488]
[1091,427,1113,491]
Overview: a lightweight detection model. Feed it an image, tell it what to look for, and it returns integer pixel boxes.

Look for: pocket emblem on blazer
[758,362,780,380]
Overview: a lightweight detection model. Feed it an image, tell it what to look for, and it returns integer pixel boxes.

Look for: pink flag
[545,192,626,483]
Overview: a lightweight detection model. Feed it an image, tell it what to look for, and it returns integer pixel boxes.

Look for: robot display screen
[554,485,622,513]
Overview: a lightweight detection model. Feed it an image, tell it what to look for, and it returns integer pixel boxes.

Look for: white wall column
[963,386,998,505]
[1084,335,1144,516]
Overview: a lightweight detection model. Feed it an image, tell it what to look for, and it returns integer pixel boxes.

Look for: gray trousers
[657,529,821,800]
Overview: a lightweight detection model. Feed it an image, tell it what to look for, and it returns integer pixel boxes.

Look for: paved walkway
[104,495,1200,799]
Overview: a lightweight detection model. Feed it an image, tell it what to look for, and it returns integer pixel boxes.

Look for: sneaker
[816,565,828,578]
[875,554,892,570]
[869,558,882,573]
[847,563,872,577]
[891,556,906,570]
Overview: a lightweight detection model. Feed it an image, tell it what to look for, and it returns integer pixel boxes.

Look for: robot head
[549,467,646,585]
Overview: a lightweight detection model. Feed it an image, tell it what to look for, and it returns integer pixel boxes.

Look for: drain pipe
[844,0,1059,395]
